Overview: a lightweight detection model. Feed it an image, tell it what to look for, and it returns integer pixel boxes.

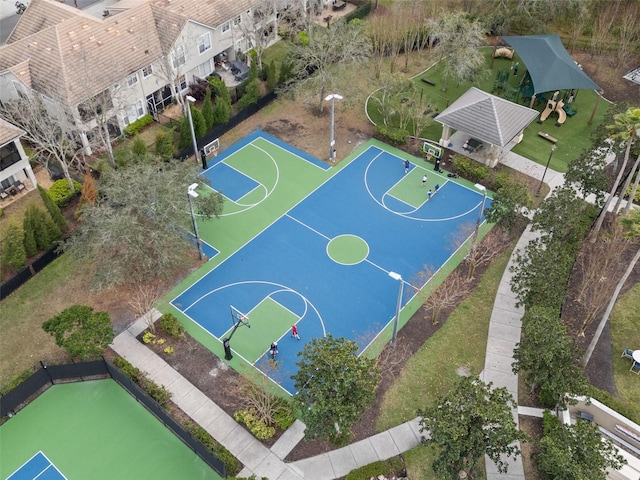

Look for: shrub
[376,125,408,146]
[202,88,214,130]
[160,313,185,339]
[234,409,276,440]
[123,114,153,136]
[238,79,261,109]
[191,106,207,138]
[450,155,490,183]
[1,223,26,271]
[185,421,241,475]
[22,206,38,257]
[131,136,148,156]
[272,407,296,430]
[266,61,278,91]
[38,185,67,232]
[163,345,174,354]
[155,132,175,160]
[142,331,156,344]
[0,207,3,217]
[48,178,82,207]
[343,0,372,23]
[113,356,142,382]
[140,377,172,406]
[345,457,404,480]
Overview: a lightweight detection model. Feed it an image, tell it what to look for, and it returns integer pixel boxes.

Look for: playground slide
[555,100,567,126]
[539,99,557,123]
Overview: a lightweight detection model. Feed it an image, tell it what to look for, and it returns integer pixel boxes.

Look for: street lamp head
[188,190,199,198]
[388,271,402,281]
[186,95,196,103]
[551,144,557,152]
[188,183,198,192]
[325,94,344,102]
[474,183,486,191]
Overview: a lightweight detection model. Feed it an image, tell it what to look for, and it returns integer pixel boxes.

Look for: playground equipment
[539,99,557,122]
[493,47,514,59]
[554,100,567,126]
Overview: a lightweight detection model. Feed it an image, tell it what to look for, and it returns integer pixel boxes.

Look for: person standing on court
[427,189,433,200]
[404,159,410,174]
[422,174,428,187]
[291,324,300,340]
[270,341,278,359]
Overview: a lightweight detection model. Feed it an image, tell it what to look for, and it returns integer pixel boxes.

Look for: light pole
[471,183,487,258]
[187,183,203,260]
[388,271,403,348]
[536,143,556,197]
[185,95,200,167]
[325,93,343,162]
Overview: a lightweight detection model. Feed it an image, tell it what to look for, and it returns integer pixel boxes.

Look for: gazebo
[435,87,539,167]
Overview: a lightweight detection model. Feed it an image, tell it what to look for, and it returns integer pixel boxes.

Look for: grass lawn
[608,282,640,424]
[376,241,515,480]
[367,47,609,173]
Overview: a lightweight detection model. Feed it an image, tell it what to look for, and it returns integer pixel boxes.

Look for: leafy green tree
[1,223,26,271]
[22,205,38,257]
[536,411,625,480]
[38,185,67,233]
[425,12,487,91]
[485,173,531,230]
[209,77,231,126]
[63,159,223,289]
[202,87,214,130]
[154,132,174,161]
[512,306,587,407]
[565,148,608,206]
[26,204,62,251]
[42,305,114,359]
[266,60,277,91]
[238,79,261,108]
[179,115,192,148]
[418,376,525,480]
[292,334,379,445]
[131,136,148,156]
[191,105,206,138]
[532,187,596,245]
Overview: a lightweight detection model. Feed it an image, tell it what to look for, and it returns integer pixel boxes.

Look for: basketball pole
[223,313,250,361]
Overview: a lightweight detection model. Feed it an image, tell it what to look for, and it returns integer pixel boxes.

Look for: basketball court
[168,131,491,395]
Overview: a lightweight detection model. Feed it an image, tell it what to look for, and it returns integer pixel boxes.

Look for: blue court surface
[6,452,66,480]
[171,136,491,394]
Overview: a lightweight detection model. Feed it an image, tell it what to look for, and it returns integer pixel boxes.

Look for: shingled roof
[0,117,26,147]
[434,87,539,147]
[0,0,186,107]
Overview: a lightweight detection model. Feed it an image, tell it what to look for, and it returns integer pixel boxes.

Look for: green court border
[0,380,222,480]
[158,136,492,390]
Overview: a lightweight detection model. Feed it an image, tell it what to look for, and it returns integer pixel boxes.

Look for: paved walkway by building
[110,149,567,479]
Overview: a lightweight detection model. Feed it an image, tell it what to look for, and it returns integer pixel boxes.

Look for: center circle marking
[327,234,369,265]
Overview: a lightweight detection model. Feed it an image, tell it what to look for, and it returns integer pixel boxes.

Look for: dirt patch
[519,415,544,480]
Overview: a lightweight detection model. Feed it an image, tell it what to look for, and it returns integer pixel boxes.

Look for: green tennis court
[0,380,222,480]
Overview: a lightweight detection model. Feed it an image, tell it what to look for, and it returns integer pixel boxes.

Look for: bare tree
[615,2,639,68]
[288,20,372,112]
[416,267,472,325]
[127,282,165,332]
[238,1,278,71]
[0,96,85,190]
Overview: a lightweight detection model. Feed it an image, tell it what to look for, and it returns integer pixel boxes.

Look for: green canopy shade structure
[502,34,600,94]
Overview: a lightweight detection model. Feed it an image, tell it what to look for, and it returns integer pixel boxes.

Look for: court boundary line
[7,451,68,480]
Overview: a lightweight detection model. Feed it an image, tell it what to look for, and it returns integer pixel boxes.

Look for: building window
[221,21,230,33]
[172,46,186,69]
[142,65,153,77]
[126,73,138,87]
[197,59,214,78]
[123,100,144,125]
[197,33,211,54]
[233,15,241,26]
[178,75,187,91]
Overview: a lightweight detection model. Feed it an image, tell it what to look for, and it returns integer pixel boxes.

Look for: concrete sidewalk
[111,314,424,480]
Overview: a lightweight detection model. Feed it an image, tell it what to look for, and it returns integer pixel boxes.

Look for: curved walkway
[110,148,566,480]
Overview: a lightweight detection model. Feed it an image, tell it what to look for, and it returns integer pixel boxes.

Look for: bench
[463,138,483,153]
[421,77,436,86]
[538,131,557,143]
[577,411,594,422]
[332,1,347,11]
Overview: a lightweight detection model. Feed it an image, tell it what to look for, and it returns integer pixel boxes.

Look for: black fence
[176,90,278,161]
[1,359,227,477]
[1,245,62,301]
